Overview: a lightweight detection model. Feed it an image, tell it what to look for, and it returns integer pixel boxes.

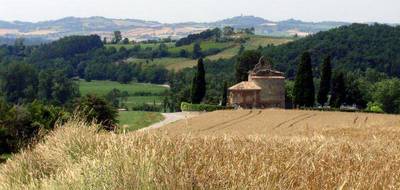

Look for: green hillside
[125,35,293,71]
[262,24,400,78]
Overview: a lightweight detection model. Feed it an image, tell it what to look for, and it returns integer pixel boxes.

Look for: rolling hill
[0,16,350,43]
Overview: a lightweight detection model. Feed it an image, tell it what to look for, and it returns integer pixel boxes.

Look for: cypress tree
[221,81,228,106]
[317,56,332,106]
[193,42,202,59]
[293,52,315,107]
[190,58,206,104]
[330,72,346,108]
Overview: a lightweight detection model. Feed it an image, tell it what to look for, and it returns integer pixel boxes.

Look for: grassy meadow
[127,57,198,71]
[78,80,168,107]
[2,110,400,189]
[168,40,235,54]
[117,111,164,132]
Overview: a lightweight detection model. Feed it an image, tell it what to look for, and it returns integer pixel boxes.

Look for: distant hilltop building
[228,57,285,108]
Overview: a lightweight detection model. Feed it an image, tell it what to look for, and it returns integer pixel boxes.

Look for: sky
[0,0,399,23]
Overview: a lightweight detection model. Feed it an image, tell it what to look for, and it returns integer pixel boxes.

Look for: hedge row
[181,102,231,112]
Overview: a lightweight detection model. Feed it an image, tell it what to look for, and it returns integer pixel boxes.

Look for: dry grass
[1,110,400,189]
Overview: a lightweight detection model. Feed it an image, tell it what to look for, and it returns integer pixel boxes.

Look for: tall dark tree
[293,52,315,107]
[122,38,130,44]
[38,71,54,102]
[221,81,228,106]
[235,50,261,83]
[330,72,346,108]
[190,58,206,104]
[317,56,332,106]
[193,42,202,59]
[113,31,122,44]
[238,44,245,55]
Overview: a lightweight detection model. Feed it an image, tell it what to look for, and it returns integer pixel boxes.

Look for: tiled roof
[228,81,261,91]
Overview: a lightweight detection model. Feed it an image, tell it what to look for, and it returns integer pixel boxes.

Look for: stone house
[228,57,285,108]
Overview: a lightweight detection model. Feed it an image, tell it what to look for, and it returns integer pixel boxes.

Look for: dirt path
[139,112,202,131]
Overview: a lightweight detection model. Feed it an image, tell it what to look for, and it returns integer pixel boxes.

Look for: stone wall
[251,76,285,108]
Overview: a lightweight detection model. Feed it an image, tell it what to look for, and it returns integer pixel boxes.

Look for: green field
[118,111,164,132]
[168,41,234,54]
[127,57,197,71]
[78,80,168,108]
[79,80,168,96]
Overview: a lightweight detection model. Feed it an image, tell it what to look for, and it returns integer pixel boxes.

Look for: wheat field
[1,110,400,189]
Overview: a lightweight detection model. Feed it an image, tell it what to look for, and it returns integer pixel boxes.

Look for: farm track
[286,114,317,128]
[198,111,254,132]
[272,113,310,129]
[211,110,263,132]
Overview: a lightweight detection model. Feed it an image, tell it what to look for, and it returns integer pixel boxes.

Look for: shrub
[180,102,230,112]
[131,103,162,112]
[366,102,384,113]
[77,95,118,131]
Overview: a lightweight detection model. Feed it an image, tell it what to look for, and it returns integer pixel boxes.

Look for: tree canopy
[263,24,400,78]
[293,52,315,107]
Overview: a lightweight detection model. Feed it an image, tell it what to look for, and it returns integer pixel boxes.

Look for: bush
[366,102,384,113]
[131,103,162,112]
[180,102,230,112]
[77,95,118,131]
[0,101,67,154]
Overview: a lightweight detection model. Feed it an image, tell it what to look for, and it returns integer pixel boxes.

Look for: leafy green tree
[176,28,221,46]
[190,58,206,104]
[0,101,65,154]
[78,95,118,131]
[285,80,295,108]
[179,49,188,57]
[344,73,367,108]
[235,50,261,83]
[371,78,400,113]
[37,70,79,105]
[193,42,202,59]
[330,72,346,108]
[113,31,122,44]
[122,38,130,44]
[317,56,332,106]
[223,26,235,36]
[1,62,38,104]
[293,52,315,107]
[105,88,121,108]
[51,71,79,105]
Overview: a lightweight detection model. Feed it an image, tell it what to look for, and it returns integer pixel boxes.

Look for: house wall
[229,90,260,108]
[251,77,285,108]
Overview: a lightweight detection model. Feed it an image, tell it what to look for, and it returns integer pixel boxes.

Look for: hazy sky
[0,0,399,23]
